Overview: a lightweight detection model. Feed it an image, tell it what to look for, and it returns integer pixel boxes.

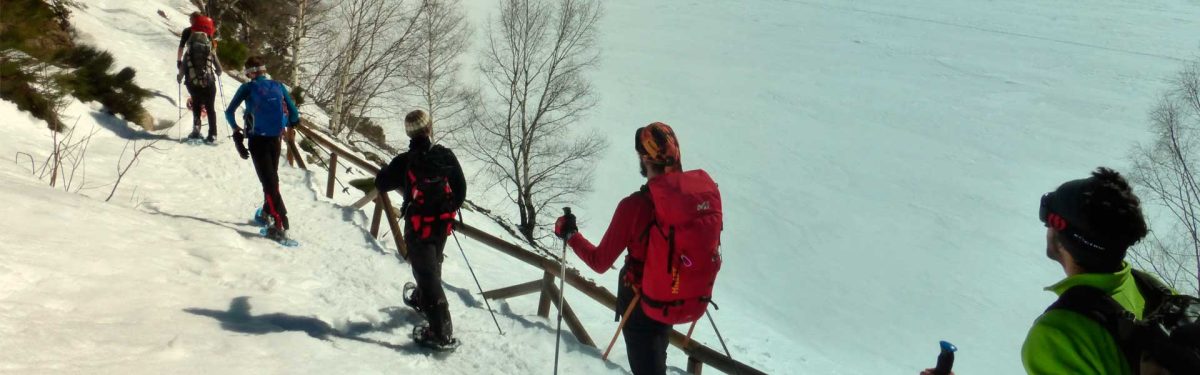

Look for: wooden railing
[289,123,766,375]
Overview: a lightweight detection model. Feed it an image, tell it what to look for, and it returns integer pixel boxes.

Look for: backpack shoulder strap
[1049,286,1141,372]
[1131,269,1172,312]
[635,185,657,244]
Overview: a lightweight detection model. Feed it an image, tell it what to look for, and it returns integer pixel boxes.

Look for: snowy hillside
[461,0,1200,373]
[0,1,617,374]
[0,98,618,375]
[4,0,1200,374]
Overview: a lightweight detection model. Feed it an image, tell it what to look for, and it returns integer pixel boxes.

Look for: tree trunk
[332,64,348,136]
[290,0,307,88]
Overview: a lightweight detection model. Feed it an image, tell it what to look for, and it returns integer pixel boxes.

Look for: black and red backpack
[639,169,723,324]
[1050,270,1200,374]
[404,146,457,240]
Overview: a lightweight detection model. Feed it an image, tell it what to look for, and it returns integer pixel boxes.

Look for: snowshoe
[411,323,459,352]
[183,131,204,145]
[402,282,422,312]
[259,226,299,247]
[252,208,268,226]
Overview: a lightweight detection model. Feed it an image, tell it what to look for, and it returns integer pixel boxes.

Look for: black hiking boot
[411,323,459,351]
[264,226,288,242]
[205,134,216,144]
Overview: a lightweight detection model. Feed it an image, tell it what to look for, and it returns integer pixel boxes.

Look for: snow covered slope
[462,0,1200,373]
[0,1,619,374]
[0,105,615,375]
[5,0,1200,374]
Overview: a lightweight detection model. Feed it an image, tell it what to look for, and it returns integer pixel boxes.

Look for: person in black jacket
[375,109,466,348]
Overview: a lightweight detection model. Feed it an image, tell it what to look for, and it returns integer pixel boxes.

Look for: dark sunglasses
[1039,193,1063,229]
[1039,191,1108,251]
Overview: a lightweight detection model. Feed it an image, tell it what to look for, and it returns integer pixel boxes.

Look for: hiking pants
[248,135,288,230]
[185,83,218,138]
[404,227,453,340]
[617,280,671,375]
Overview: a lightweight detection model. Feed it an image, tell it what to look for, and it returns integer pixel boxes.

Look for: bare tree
[304,0,428,138]
[106,139,166,202]
[288,0,331,89]
[465,0,606,245]
[404,0,474,145]
[1129,59,1200,294]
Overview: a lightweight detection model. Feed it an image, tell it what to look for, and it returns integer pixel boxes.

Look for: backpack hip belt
[410,211,456,240]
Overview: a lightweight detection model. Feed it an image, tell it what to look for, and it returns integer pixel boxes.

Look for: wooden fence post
[545,282,596,347]
[326,153,339,198]
[687,357,703,374]
[370,197,384,237]
[378,191,408,259]
[537,270,554,318]
[286,137,307,170]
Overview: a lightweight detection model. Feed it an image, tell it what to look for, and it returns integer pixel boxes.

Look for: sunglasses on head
[1039,191,1110,251]
[1039,193,1065,230]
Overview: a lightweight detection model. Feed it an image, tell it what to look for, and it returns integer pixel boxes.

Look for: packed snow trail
[0,101,625,375]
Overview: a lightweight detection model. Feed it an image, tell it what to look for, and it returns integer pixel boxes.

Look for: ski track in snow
[3,0,1200,374]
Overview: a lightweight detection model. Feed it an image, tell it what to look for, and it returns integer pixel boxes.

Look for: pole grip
[933,341,956,375]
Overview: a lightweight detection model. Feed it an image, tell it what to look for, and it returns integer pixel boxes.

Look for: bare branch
[466,0,606,245]
[1130,57,1200,293]
[106,139,163,202]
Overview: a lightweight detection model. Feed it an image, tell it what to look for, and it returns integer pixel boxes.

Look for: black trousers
[185,83,218,137]
[617,275,671,375]
[404,226,453,340]
[248,135,287,230]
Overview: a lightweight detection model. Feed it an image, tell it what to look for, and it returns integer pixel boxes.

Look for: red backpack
[191,15,215,38]
[640,169,723,324]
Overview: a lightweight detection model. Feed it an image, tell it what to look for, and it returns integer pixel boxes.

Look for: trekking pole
[602,294,640,360]
[931,341,957,375]
[176,81,182,139]
[450,225,504,335]
[552,207,572,375]
[216,80,223,120]
[707,308,733,359]
[682,320,700,347]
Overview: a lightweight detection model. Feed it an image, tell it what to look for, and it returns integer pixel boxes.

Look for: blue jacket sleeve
[225,83,250,130]
[280,84,301,126]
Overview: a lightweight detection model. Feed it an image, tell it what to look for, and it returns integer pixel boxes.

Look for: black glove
[232,130,249,160]
[554,208,577,240]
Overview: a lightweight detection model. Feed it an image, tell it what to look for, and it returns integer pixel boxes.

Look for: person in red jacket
[554,122,682,375]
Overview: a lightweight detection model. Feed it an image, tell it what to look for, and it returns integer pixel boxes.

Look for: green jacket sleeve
[1022,310,1132,375]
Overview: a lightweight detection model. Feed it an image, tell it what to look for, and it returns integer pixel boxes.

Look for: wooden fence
[289,124,766,375]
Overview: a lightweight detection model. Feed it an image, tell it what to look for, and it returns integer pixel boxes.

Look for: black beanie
[1040,169,1148,272]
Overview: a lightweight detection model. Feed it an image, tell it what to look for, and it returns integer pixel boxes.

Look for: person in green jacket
[1021,167,1153,375]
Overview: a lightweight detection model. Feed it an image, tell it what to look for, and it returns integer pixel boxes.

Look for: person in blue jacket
[225,56,300,240]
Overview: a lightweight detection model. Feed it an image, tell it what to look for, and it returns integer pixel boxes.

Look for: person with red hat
[555,122,724,375]
[176,12,215,62]
[176,11,221,143]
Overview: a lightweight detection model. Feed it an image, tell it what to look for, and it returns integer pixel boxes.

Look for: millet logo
[697,201,711,211]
